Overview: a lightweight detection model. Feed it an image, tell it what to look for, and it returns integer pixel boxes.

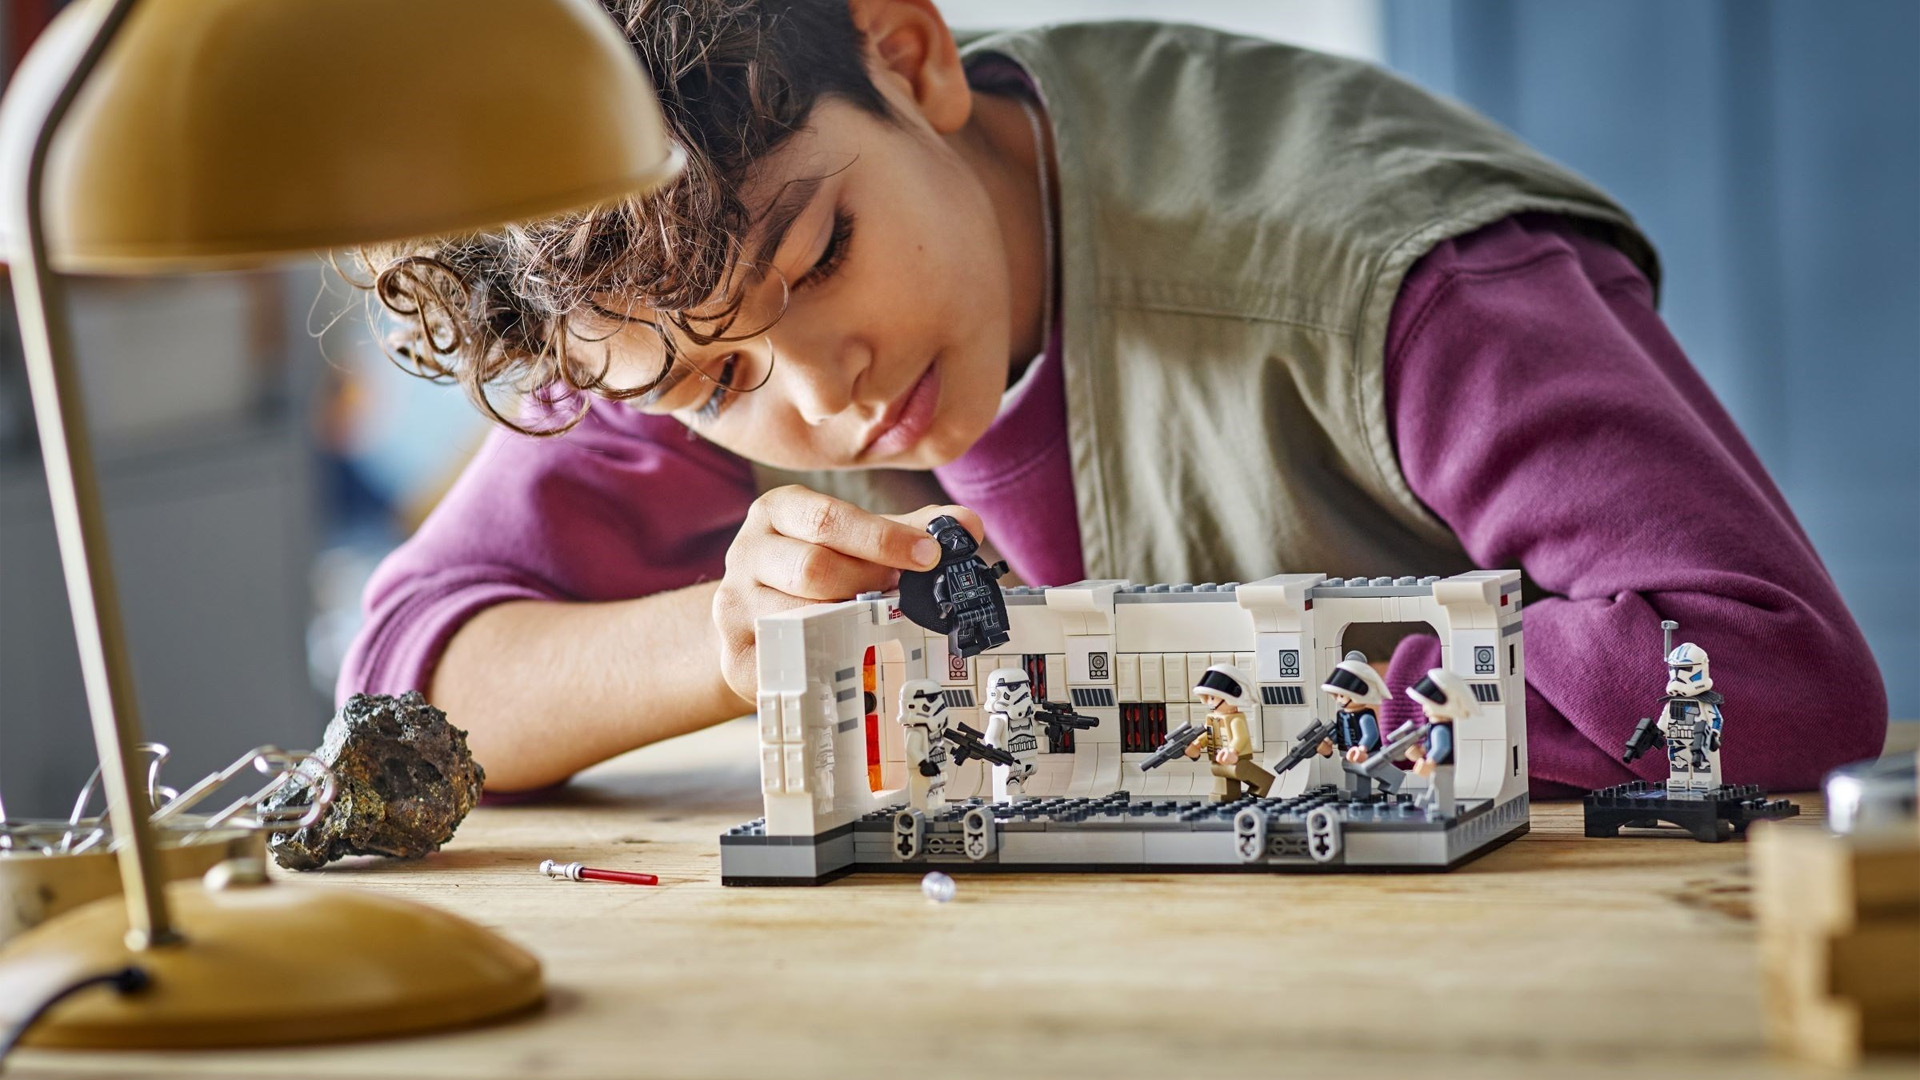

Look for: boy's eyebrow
[630,178,825,409]
[748,177,825,271]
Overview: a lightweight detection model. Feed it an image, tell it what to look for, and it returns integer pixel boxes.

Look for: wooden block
[1752,823,1920,1066]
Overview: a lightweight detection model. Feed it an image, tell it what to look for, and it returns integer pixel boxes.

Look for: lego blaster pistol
[1269,717,1339,778]
[944,722,1018,769]
[1139,721,1209,772]
[1033,700,1099,742]
[1622,715,1662,764]
[1347,720,1429,793]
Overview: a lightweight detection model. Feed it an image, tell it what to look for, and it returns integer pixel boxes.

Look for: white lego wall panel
[1112,598,1253,654]
[1066,635,1115,685]
[1116,653,1140,700]
[1002,602,1065,653]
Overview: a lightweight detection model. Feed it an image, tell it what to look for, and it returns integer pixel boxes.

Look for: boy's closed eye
[691,205,857,423]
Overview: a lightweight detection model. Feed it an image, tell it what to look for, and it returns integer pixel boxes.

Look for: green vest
[761,22,1659,586]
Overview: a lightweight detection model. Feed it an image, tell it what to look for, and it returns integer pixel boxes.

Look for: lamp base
[0,876,542,1048]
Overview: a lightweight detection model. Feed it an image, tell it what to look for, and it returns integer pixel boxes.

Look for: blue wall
[1385,0,1920,718]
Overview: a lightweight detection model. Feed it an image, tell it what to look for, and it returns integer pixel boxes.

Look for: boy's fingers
[889,504,987,547]
[753,534,901,600]
[762,486,940,570]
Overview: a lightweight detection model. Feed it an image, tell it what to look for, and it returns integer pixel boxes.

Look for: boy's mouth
[859,361,941,461]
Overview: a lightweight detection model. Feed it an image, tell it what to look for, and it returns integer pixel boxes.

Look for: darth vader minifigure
[897,515,1010,658]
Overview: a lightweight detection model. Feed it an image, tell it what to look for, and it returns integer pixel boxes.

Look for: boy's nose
[785,337,871,427]
[789,367,853,427]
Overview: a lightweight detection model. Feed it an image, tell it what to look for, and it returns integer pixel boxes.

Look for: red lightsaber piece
[538,859,658,886]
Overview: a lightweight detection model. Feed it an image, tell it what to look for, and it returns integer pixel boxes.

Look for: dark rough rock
[267,691,484,870]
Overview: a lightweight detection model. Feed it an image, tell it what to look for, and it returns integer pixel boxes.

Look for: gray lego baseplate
[720,787,1530,885]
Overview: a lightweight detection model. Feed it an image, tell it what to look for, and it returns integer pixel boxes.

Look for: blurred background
[2,0,1914,816]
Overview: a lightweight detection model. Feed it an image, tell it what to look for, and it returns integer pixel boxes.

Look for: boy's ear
[847,0,970,134]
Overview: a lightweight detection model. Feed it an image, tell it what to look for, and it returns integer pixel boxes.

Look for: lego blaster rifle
[1033,700,1099,743]
[1347,720,1429,794]
[1622,715,1663,764]
[944,722,1018,769]
[1268,717,1339,778]
[1139,721,1209,772]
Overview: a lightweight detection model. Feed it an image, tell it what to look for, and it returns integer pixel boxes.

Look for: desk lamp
[0,0,681,1047]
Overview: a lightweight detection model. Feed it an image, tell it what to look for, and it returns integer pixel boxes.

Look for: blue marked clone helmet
[1665,643,1713,695]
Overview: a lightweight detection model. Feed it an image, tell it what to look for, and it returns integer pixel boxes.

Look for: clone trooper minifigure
[1652,643,1725,798]
[898,679,952,812]
[984,668,1041,802]
[1184,664,1276,800]
[1404,667,1474,819]
[1318,650,1386,796]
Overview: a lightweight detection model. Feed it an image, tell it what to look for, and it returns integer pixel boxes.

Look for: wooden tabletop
[12,719,1906,1079]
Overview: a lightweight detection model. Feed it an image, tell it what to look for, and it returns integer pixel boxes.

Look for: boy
[346,0,1884,794]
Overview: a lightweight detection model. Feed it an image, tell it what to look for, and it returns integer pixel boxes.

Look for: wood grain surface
[11,719,1907,1079]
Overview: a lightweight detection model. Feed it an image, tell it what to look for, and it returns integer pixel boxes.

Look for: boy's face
[600,91,1018,473]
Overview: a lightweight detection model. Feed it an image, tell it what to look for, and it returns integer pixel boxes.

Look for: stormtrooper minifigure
[1318,651,1387,797]
[984,668,1041,802]
[1627,643,1725,799]
[1404,667,1474,819]
[898,679,952,812]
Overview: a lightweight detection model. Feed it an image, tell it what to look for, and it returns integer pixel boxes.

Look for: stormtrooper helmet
[986,668,1033,716]
[1665,643,1713,696]
[1405,667,1475,722]
[1193,664,1256,712]
[1320,651,1388,708]
[899,679,951,733]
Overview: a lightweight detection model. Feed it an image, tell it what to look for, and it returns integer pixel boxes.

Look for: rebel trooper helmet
[1320,650,1388,708]
[926,515,979,559]
[986,668,1033,715]
[1665,643,1713,696]
[899,679,951,732]
[1405,667,1475,722]
[1193,664,1256,711]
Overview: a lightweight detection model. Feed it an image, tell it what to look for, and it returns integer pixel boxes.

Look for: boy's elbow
[1718,600,1886,792]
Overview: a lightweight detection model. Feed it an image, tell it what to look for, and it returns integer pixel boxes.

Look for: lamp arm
[6,0,179,948]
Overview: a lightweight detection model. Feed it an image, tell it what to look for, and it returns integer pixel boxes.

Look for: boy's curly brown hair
[359,0,891,432]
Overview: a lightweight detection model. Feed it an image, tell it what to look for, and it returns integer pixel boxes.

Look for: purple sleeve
[337,401,755,704]
[1381,215,1885,796]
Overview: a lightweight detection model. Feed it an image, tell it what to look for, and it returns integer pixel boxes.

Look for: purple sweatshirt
[342,214,1885,795]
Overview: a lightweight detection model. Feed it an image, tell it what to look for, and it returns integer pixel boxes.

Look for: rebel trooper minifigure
[1184,664,1276,801]
[1624,642,1725,799]
[1318,650,1387,796]
[898,679,952,812]
[1405,667,1473,819]
[984,668,1041,802]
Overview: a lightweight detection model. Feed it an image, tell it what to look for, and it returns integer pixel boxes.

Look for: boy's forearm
[429,581,749,792]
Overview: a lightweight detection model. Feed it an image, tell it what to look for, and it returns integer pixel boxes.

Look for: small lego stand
[896,515,1010,659]
[1319,651,1386,797]
[1584,619,1798,841]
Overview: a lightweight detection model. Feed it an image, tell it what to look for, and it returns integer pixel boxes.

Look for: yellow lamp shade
[3,0,683,273]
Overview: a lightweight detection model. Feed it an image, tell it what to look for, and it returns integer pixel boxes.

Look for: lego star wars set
[720,569,1532,885]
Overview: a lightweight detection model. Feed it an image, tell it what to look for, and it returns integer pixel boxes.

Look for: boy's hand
[713,485,984,704]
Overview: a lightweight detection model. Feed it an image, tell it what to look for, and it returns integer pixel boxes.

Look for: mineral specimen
[266,691,484,870]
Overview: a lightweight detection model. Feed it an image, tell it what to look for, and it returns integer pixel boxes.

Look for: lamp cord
[0,966,149,1070]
